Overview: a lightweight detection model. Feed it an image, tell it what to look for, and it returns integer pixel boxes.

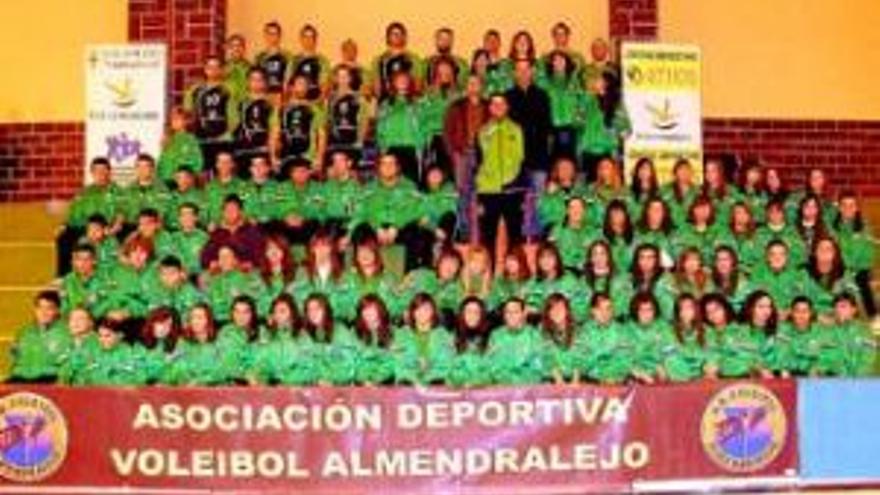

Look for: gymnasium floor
[0,200,879,378]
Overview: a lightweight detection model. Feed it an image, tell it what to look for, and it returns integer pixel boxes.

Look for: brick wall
[129,0,227,105]
[703,118,880,197]
[0,123,85,201]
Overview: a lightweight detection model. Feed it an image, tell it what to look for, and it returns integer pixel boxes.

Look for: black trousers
[387,146,421,186]
[478,192,524,259]
[56,225,84,276]
[856,270,877,317]
[551,126,579,162]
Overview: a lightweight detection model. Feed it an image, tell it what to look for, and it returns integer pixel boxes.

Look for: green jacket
[9,322,71,381]
[523,274,590,322]
[351,178,423,229]
[75,343,148,386]
[392,326,456,385]
[578,98,629,156]
[289,270,354,322]
[165,339,233,386]
[538,74,592,128]
[707,324,767,378]
[417,88,457,140]
[164,229,209,275]
[312,178,362,221]
[320,325,363,385]
[447,344,493,388]
[241,179,282,224]
[204,270,266,321]
[205,177,247,226]
[225,58,252,102]
[117,180,171,224]
[664,331,709,382]
[475,117,524,194]
[158,131,204,182]
[421,183,458,229]
[815,320,876,376]
[834,221,874,272]
[58,334,101,385]
[143,280,203,317]
[486,325,548,385]
[66,183,122,228]
[576,320,637,384]
[251,332,323,385]
[764,322,821,375]
[166,187,207,230]
[376,96,424,151]
[751,265,808,311]
[60,270,111,315]
[274,181,321,221]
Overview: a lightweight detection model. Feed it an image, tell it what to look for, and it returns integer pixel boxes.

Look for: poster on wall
[621,42,702,184]
[85,44,167,184]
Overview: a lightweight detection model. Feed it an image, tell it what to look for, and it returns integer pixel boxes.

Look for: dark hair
[135,153,156,166]
[230,295,260,342]
[264,21,282,33]
[470,48,490,73]
[807,235,845,288]
[385,22,407,42]
[141,307,180,352]
[86,213,108,227]
[455,297,490,354]
[597,71,622,127]
[260,235,296,285]
[541,293,574,348]
[407,293,440,330]
[638,197,673,234]
[543,50,576,81]
[631,243,662,290]
[303,293,335,343]
[436,27,453,37]
[701,293,735,330]
[223,194,243,208]
[159,256,183,271]
[90,157,111,169]
[138,208,161,221]
[183,303,217,343]
[535,242,563,280]
[268,293,300,338]
[354,295,392,348]
[354,239,385,278]
[834,190,865,232]
[552,21,571,35]
[502,245,532,281]
[305,230,343,282]
[72,243,96,257]
[671,159,695,203]
[629,291,660,322]
[584,239,616,289]
[603,199,633,243]
[508,30,536,62]
[740,290,778,336]
[710,246,741,298]
[630,157,659,201]
[300,23,317,37]
[797,193,828,240]
[687,194,716,227]
[34,290,61,308]
[673,294,704,347]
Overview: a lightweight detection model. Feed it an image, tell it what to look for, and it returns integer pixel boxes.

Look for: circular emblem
[0,392,68,483]
[700,383,787,473]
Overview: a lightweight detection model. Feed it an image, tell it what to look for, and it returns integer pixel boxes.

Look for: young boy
[424,27,469,90]
[275,157,320,245]
[56,157,121,275]
[77,319,146,386]
[157,107,204,184]
[205,152,247,227]
[184,56,235,167]
[370,22,424,97]
[254,21,293,97]
[241,153,282,231]
[61,245,110,316]
[143,256,204,317]
[288,24,331,102]
[117,154,171,230]
[166,167,206,230]
[225,33,251,101]
[57,307,101,385]
[165,202,210,276]
[9,291,70,382]
[82,214,120,268]
[275,74,327,171]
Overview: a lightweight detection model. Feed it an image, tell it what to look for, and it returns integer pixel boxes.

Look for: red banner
[0,381,797,494]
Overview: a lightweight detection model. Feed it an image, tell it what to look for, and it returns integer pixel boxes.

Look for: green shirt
[75,343,148,386]
[392,326,456,385]
[312,177,362,221]
[241,179,282,224]
[815,320,876,376]
[58,334,101,385]
[351,178,423,230]
[163,229,209,275]
[165,339,233,386]
[376,96,424,151]
[486,325,548,385]
[10,322,71,381]
[67,183,122,228]
[577,320,637,384]
[118,180,171,224]
[158,131,204,182]
[205,177,247,226]
[204,270,266,321]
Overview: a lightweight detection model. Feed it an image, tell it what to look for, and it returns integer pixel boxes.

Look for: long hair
[354,239,385,278]
[674,248,708,293]
[141,307,180,352]
[638,197,673,234]
[268,293,300,338]
[535,242,564,281]
[354,294,392,348]
[671,158,695,203]
[305,231,343,282]
[628,291,660,324]
[711,246,741,297]
[673,294,705,347]
[407,293,440,330]
[541,293,574,348]
[797,193,828,240]
[740,290,778,336]
[303,293,335,343]
[508,30,536,62]
[597,71,622,127]
[807,236,846,289]
[455,297,490,354]
[630,157,659,201]
[543,49,576,81]
[631,243,662,290]
[260,235,296,285]
[603,199,633,243]
[230,295,260,343]
[183,303,217,343]
[502,245,532,282]
[687,194,717,227]
[729,202,757,237]
[584,239,616,288]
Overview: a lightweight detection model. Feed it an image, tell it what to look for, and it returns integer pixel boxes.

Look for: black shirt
[504,84,552,171]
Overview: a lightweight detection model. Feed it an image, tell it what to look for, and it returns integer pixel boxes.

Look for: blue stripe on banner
[799,378,880,480]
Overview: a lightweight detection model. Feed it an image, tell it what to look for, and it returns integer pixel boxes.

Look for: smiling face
[751,296,774,327]
[502,301,526,328]
[231,302,254,328]
[462,301,484,329]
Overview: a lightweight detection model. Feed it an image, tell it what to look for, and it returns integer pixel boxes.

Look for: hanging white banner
[85,44,167,184]
[622,42,702,184]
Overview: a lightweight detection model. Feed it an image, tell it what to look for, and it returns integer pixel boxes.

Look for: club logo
[700,383,787,473]
[0,392,68,483]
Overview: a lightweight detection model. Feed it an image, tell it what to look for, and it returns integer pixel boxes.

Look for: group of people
[9,20,877,387]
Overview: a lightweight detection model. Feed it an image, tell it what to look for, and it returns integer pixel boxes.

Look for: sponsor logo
[0,392,68,483]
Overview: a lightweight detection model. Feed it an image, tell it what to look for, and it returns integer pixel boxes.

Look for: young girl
[664,294,710,382]
[10,291,70,383]
[672,248,709,299]
[487,297,547,385]
[166,304,229,385]
[418,59,459,171]
[803,236,860,316]
[538,157,590,230]
[462,246,493,301]
[158,107,204,184]
[251,296,321,386]
[306,294,360,386]
[345,240,401,322]
[752,240,808,314]
[541,294,579,384]
[376,71,424,184]
[353,295,395,385]
[137,307,181,384]
[448,297,493,388]
[258,235,296,315]
[550,197,598,272]
[675,195,722,263]
[721,202,762,270]
[627,244,676,318]
[583,240,628,318]
[217,295,262,383]
[392,294,455,385]
[661,158,699,228]
[707,246,753,311]
[539,50,589,160]
[833,192,877,318]
[738,161,767,223]
[587,157,625,206]
[702,156,742,222]
[488,246,530,312]
[635,197,675,265]
[601,199,634,273]
[579,73,630,180]
[79,318,145,386]
[627,292,676,384]
[291,232,349,319]
[421,166,459,243]
[627,157,661,220]
[702,294,773,378]
[525,243,589,321]
[796,194,829,250]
